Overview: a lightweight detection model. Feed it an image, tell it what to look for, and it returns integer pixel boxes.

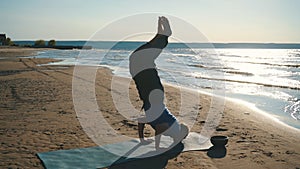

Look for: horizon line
[12,39,300,44]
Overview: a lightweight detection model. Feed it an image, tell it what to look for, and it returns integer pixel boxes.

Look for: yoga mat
[37,132,212,169]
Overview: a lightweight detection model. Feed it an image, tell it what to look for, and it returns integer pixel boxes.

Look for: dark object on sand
[210,136,228,147]
[207,136,228,158]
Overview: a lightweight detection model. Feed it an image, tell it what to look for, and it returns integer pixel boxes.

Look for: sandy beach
[0,47,299,169]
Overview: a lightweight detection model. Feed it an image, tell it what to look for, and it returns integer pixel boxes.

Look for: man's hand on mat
[140,138,153,145]
[156,147,169,152]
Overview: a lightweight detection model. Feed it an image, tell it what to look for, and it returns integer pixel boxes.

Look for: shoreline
[108,73,300,132]
[226,97,300,133]
[14,44,300,132]
[164,81,300,133]
[0,47,299,168]
[109,73,300,133]
[18,46,300,130]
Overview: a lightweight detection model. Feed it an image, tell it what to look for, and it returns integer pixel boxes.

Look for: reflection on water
[285,97,300,120]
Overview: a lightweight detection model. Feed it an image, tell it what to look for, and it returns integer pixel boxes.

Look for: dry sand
[0,47,299,169]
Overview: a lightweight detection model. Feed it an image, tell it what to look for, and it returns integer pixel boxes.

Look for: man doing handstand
[129,16,189,150]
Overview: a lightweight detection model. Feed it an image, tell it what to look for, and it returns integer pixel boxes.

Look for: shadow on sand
[106,137,227,168]
[207,145,227,158]
[108,143,184,169]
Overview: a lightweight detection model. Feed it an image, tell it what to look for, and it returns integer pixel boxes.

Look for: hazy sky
[1,0,300,42]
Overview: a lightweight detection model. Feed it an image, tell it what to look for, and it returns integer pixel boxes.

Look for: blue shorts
[148,108,177,128]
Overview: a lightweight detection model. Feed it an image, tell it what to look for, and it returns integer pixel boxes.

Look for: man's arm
[138,122,145,142]
[154,123,169,150]
[138,122,152,144]
[155,133,162,150]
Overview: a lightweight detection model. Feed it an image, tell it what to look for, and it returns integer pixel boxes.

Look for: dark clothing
[129,34,169,111]
[133,68,164,110]
[133,34,168,52]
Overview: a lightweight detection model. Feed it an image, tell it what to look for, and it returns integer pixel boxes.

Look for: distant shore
[0,47,299,169]
[29,45,92,50]
[0,46,50,57]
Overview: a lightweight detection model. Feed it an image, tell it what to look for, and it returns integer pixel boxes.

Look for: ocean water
[17,41,300,129]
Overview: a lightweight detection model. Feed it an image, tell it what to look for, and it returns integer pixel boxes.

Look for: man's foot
[161,16,172,36]
[157,17,164,35]
[157,16,172,37]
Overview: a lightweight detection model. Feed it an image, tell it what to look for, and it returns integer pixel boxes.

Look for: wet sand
[0,47,299,169]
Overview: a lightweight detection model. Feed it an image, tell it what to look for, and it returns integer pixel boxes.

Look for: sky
[1,0,300,42]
